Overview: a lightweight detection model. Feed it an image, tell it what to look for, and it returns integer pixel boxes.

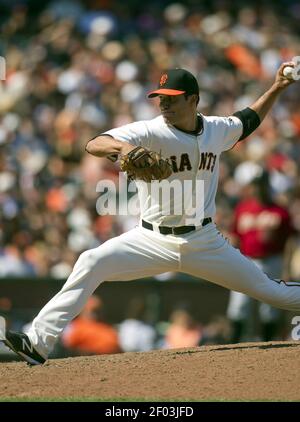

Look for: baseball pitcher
[2,64,300,365]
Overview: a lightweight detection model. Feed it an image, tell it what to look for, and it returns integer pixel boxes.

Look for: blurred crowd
[0,0,300,279]
[0,293,233,359]
[1,289,295,361]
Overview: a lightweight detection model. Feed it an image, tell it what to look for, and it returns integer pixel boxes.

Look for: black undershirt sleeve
[233,107,261,141]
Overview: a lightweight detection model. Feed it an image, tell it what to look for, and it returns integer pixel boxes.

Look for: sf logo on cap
[160,74,168,86]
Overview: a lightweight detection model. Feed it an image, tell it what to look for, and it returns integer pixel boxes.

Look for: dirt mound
[0,341,299,401]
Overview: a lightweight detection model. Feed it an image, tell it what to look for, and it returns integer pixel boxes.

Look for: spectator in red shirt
[227,171,291,342]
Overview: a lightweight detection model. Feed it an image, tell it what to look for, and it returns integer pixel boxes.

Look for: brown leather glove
[119,146,173,182]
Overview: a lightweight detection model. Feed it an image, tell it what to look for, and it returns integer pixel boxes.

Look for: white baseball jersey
[105,114,243,226]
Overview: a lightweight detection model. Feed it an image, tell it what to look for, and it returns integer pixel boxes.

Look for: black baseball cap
[148,68,199,98]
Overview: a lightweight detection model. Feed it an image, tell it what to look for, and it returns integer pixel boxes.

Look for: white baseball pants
[28,223,300,358]
[227,256,283,323]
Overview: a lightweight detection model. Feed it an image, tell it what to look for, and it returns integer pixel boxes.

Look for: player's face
[158,94,196,127]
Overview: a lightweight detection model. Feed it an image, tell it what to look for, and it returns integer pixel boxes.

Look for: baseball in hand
[283,66,295,80]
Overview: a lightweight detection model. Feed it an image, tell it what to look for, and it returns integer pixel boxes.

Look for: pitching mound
[0,341,299,401]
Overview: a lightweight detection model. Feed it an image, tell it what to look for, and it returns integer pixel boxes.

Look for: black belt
[142,218,212,235]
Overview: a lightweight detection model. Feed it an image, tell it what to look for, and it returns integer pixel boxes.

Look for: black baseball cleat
[3,331,46,365]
